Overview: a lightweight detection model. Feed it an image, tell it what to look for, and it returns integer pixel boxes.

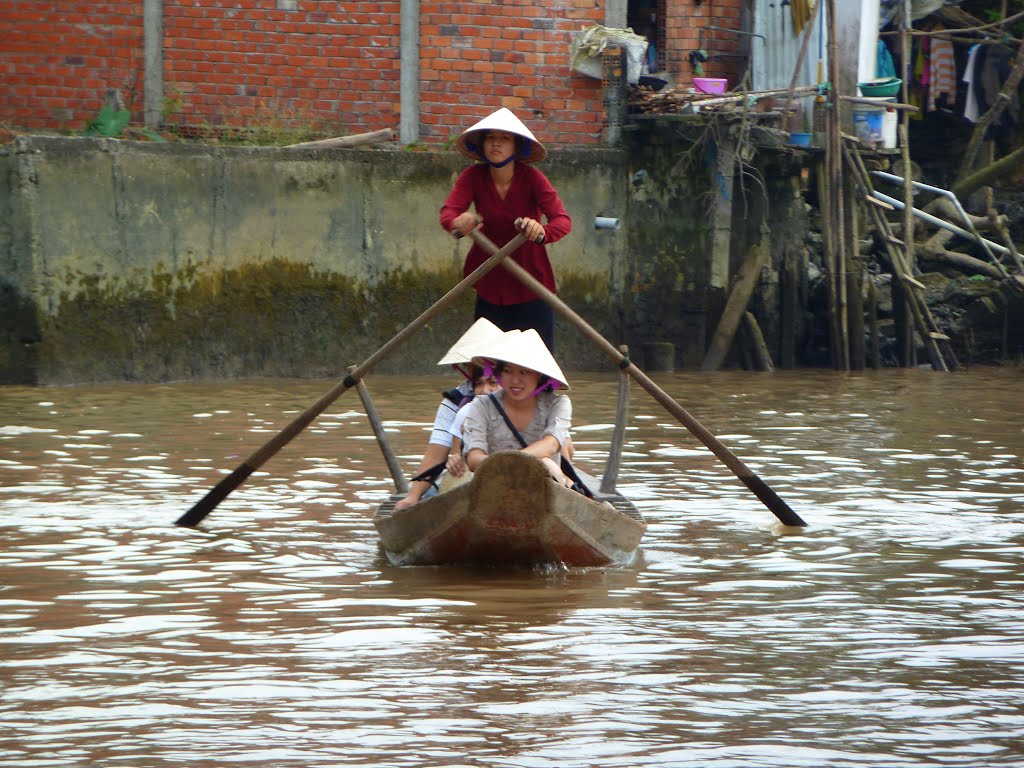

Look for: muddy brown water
[1,368,1022,767]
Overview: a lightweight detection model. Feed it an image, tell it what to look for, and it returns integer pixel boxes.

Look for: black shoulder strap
[487,393,527,448]
[486,394,593,499]
[410,461,446,493]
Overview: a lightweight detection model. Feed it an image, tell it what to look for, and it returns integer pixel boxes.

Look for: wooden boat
[176,227,803,532]
[373,450,646,568]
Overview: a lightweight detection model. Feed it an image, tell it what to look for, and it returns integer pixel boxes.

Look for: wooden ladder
[842,138,958,371]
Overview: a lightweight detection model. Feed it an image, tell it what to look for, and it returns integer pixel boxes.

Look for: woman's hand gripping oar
[175,230,530,527]
[466,228,807,527]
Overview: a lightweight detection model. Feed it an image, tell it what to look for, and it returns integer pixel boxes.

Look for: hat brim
[453,107,547,164]
[471,328,568,390]
[437,317,506,367]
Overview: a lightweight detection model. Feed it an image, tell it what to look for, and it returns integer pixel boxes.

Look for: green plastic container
[858,77,901,98]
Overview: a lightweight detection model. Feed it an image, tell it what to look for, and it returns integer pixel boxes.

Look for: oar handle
[452,216,544,244]
[514,217,545,244]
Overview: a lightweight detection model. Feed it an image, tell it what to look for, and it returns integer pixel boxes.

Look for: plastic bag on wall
[570,25,648,85]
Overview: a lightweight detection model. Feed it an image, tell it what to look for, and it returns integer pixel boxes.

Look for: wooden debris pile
[627,83,821,116]
[628,84,733,115]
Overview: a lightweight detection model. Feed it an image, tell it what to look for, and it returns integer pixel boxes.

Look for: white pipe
[870,190,1010,257]
[872,170,1010,273]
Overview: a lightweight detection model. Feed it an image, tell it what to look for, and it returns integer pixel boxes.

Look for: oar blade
[175,464,256,527]
[740,474,806,527]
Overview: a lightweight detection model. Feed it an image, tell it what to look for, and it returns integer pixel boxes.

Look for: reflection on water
[1,369,1023,767]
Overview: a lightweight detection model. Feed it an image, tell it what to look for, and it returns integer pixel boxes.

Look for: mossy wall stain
[548,267,617,370]
[33,258,488,384]
[621,123,716,366]
[29,258,625,384]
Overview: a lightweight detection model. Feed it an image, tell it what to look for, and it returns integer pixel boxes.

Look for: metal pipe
[872,171,1009,275]
[869,190,1010,257]
[707,25,767,44]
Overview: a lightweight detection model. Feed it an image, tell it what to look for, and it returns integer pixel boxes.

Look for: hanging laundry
[908,35,926,118]
[791,0,814,36]
[977,43,1020,141]
[918,35,929,87]
[927,25,955,112]
[962,44,981,123]
[877,40,896,79]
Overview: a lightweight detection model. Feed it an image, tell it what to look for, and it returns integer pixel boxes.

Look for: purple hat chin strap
[529,379,559,397]
[488,360,558,396]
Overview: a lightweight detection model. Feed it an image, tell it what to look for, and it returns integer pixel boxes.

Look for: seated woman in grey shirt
[459,328,573,487]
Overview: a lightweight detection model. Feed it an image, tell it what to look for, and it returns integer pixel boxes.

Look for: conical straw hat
[436,317,506,366]
[473,328,569,390]
[453,107,548,164]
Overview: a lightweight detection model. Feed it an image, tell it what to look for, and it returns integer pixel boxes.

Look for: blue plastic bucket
[853,106,884,142]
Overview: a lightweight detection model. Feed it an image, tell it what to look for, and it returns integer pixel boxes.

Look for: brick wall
[162,1,404,136]
[1,1,741,147]
[417,2,608,145]
[1,0,143,127]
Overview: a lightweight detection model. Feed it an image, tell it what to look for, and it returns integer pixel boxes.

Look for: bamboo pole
[867,278,880,369]
[781,0,823,125]
[823,0,847,370]
[847,170,866,371]
[899,0,916,368]
[780,244,798,369]
[826,0,849,370]
[285,128,394,149]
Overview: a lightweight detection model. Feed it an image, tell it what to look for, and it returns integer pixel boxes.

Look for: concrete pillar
[143,0,163,129]
[605,0,627,28]
[400,0,420,146]
[709,135,736,290]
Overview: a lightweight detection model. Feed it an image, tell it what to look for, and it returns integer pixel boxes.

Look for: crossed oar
[176,222,806,528]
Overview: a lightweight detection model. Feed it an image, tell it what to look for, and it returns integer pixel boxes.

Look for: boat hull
[373,451,645,568]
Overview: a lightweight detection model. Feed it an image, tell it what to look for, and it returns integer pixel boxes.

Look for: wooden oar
[468,229,807,527]
[175,231,529,527]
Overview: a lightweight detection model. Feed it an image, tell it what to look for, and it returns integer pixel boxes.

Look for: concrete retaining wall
[1,130,808,385]
[1,137,642,384]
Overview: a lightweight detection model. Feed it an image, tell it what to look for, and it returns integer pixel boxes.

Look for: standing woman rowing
[440,107,572,352]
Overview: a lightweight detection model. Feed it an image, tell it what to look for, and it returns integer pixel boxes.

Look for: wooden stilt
[780,245,798,369]
[743,312,776,372]
[846,172,865,370]
[702,223,773,371]
[868,278,880,369]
